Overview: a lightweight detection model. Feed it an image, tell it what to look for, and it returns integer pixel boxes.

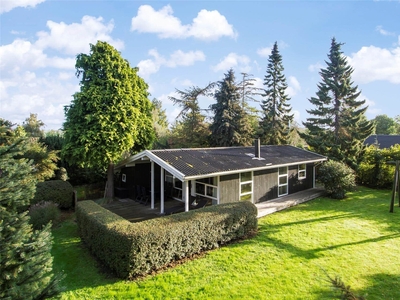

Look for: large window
[195,177,217,199]
[240,172,253,201]
[165,172,182,198]
[278,167,288,196]
[298,164,306,179]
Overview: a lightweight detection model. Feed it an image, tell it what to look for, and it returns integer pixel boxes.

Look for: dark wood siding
[288,164,314,194]
[253,168,278,203]
[219,174,239,204]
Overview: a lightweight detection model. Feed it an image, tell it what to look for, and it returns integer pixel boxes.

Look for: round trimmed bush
[319,160,356,199]
[33,180,74,209]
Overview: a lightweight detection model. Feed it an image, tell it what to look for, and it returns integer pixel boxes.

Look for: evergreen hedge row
[76,200,258,279]
[32,180,74,209]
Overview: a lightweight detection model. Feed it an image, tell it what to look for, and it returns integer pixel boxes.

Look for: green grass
[52,186,400,299]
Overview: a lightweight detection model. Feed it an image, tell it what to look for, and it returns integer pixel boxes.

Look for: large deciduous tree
[373,114,397,135]
[259,42,294,145]
[62,41,154,197]
[0,122,62,299]
[300,38,374,169]
[209,69,254,147]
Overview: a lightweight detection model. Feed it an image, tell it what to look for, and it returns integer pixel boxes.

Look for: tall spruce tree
[301,38,374,169]
[0,123,62,299]
[259,42,294,145]
[209,69,253,146]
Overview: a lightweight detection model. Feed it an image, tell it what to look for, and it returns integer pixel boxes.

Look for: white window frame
[240,171,253,202]
[195,177,218,200]
[298,164,306,180]
[165,172,182,200]
[278,166,288,197]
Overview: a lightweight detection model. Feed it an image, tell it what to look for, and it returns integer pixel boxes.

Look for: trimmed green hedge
[76,200,258,279]
[33,180,74,209]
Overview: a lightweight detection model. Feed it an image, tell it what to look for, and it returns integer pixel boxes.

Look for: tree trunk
[105,162,114,199]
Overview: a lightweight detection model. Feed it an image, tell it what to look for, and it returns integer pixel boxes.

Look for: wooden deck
[102,198,185,223]
[102,188,326,223]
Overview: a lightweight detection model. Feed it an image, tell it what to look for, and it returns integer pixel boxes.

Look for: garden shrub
[358,145,400,188]
[319,160,356,199]
[29,201,60,230]
[32,180,74,209]
[76,200,258,279]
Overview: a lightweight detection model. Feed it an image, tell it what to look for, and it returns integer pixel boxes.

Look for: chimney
[254,138,260,158]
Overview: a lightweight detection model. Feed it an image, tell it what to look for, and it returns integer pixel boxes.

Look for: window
[122,174,126,182]
[195,177,218,199]
[298,164,306,179]
[240,172,253,201]
[278,167,288,196]
[165,172,182,199]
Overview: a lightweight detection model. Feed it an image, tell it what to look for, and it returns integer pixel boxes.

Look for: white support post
[151,161,154,209]
[160,167,164,214]
[183,181,189,212]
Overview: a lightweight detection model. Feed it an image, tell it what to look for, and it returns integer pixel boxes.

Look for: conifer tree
[300,38,374,169]
[259,42,294,145]
[209,69,253,146]
[0,122,62,300]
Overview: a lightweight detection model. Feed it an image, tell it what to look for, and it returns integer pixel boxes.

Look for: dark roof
[364,135,400,149]
[150,145,326,178]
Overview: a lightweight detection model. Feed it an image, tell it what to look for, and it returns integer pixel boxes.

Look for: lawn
[52,186,400,299]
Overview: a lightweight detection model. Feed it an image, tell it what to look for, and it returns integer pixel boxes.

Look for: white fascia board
[144,151,186,181]
[185,158,327,181]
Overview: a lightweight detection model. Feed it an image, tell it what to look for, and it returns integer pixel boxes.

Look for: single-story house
[364,135,400,149]
[114,141,327,214]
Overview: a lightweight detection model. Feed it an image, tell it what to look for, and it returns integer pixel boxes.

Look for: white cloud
[286,76,301,97]
[0,0,45,14]
[137,49,205,78]
[348,45,400,84]
[376,25,395,36]
[308,62,324,73]
[35,16,124,55]
[257,47,272,58]
[131,5,236,41]
[212,53,251,73]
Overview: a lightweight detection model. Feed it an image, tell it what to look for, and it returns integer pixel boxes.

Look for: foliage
[62,41,155,197]
[168,84,214,148]
[54,187,400,299]
[151,98,170,149]
[373,114,398,135]
[259,42,294,145]
[300,38,374,169]
[210,69,254,146]
[22,113,45,139]
[0,124,62,299]
[318,160,356,199]
[32,180,74,209]
[29,201,60,230]
[76,200,257,279]
[358,144,400,188]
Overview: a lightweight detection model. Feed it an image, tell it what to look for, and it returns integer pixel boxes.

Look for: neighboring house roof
[364,135,400,149]
[116,145,327,181]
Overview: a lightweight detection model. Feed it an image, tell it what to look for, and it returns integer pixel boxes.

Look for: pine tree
[301,38,374,169]
[210,69,254,146]
[259,42,294,145]
[0,123,62,299]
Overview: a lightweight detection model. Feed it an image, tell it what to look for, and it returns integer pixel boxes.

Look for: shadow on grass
[361,273,400,299]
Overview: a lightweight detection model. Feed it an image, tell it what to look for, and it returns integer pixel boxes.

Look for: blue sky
[1,0,399,131]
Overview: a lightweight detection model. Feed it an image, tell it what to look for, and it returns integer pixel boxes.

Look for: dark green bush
[76,200,258,279]
[358,145,400,188]
[32,180,74,209]
[319,160,356,199]
[29,201,60,230]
